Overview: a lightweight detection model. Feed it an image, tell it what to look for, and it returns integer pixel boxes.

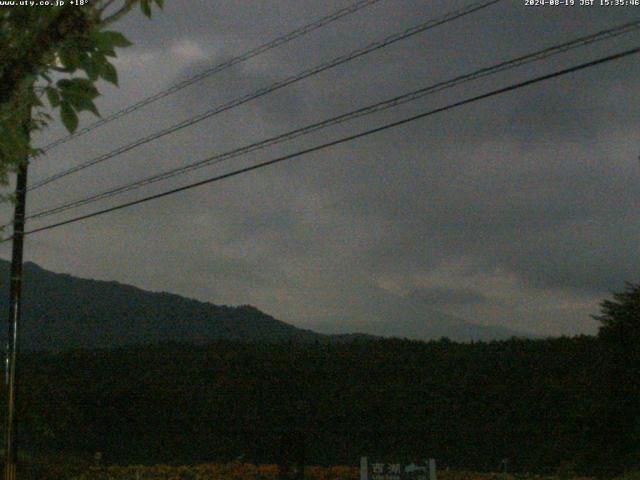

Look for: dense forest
[13,333,639,476]
[2,283,636,477]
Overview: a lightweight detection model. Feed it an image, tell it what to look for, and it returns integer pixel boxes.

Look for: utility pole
[3,115,30,480]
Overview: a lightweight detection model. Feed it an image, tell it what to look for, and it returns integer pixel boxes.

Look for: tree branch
[100,0,138,27]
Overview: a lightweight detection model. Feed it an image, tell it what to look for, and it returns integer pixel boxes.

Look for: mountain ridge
[0,259,530,350]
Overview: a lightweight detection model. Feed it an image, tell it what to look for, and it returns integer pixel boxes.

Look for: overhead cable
[29,0,502,191]
[25,19,640,222]
[35,0,384,155]
[12,45,639,240]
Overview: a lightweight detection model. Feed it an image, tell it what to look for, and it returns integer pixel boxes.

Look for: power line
[11,45,639,241]
[28,0,502,191]
[35,0,384,155]
[23,19,640,223]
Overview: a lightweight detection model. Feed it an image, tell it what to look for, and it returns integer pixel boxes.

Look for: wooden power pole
[3,117,30,480]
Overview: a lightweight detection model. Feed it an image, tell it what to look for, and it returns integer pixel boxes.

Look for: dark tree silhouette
[593,282,640,344]
[589,282,640,474]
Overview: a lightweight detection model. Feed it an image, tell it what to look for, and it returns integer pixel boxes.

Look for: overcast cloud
[2,0,639,337]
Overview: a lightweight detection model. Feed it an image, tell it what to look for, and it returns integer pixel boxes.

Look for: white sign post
[360,458,436,480]
[361,457,368,480]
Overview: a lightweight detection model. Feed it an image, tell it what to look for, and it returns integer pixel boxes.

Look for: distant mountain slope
[0,260,323,351]
[309,286,531,342]
[0,260,530,350]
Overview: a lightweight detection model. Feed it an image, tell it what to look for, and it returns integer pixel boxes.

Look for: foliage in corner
[593,281,640,344]
[0,0,164,188]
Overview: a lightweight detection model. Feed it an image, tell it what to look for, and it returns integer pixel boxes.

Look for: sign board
[360,458,436,480]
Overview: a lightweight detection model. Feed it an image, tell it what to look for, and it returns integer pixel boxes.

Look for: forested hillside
[0,261,323,350]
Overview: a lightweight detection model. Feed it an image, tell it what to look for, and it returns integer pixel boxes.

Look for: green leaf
[90,50,108,67]
[73,97,100,117]
[77,52,96,79]
[83,60,100,82]
[57,78,99,100]
[94,30,133,49]
[140,0,152,17]
[60,102,78,133]
[57,78,101,117]
[58,46,81,71]
[100,62,118,86]
[45,87,60,108]
[92,40,117,57]
[155,0,164,8]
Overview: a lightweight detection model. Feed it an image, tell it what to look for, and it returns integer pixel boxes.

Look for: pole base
[4,461,16,480]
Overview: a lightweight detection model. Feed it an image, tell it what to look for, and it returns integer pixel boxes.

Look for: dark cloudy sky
[2,0,639,337]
